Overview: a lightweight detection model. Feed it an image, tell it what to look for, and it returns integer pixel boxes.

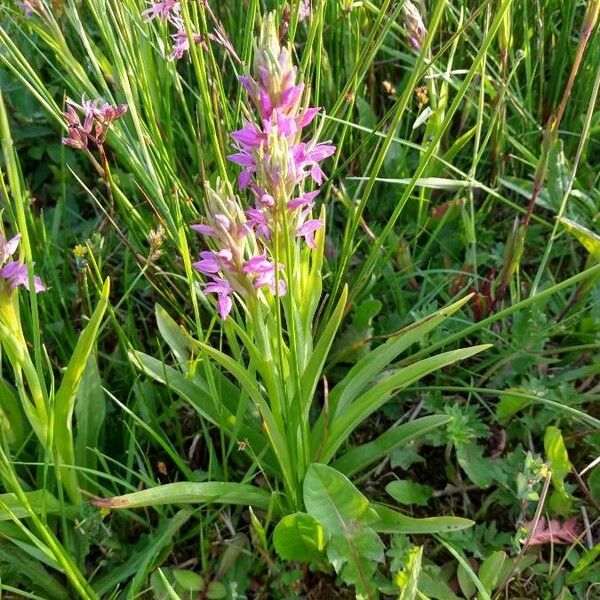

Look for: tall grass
[1,0,599,597]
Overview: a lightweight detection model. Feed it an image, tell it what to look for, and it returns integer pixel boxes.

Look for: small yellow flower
[73,244,88,258]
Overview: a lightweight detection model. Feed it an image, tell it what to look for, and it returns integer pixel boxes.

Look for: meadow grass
[0,0,599,598]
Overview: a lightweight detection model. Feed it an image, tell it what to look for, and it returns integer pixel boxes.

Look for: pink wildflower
[228,14,335,256]
[142,0,180,22]
[299,0,312,22]
[62,98,127,150]
[168,18,204,60]
[243,255,286,296]
[191,15,335,320]
[204,278,234,319]
[296,219,323,250]
[18,0,44,17]
[0,233,45,293]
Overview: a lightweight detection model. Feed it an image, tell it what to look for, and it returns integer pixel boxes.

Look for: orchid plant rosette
[187,15,336,505]
[102,16,485,593]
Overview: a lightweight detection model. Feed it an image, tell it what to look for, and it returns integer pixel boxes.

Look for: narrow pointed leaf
[92,482,274,511]
[372,504,474,534]
[332,414,451,476]
[329,296,474,414]
[300,284,348,417]
[53,278,110,504]
[322,345,491,461]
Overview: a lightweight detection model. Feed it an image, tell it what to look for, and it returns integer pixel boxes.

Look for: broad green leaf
[332,415,451,476]
[386,480,433,507]
[173,569,205,592]
[53,278,110,504]
[206,581,227,599]
[372,505,473,534]
[93,481,274,512]
[322,345,490,462]
[544,426,572,516]
[303,463,379,531]
[395,546,423,600]
[273,512,325,563]
[327,528,384,599]
[303,464,383,599]
[477,551,506,598]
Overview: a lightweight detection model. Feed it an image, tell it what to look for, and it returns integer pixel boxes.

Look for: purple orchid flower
[0,233,45,293]
[142,0,180,22]
[204,278,233,319]
[243,255,286,296]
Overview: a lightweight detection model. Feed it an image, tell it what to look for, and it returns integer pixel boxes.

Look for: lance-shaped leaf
[371,504,473,534]
[129,350,272,470]
[329,294,473,413]
[311,295,473,450]
[92,481,275,512]
[332,414,451,476]
[299,284,348,419]
[320,345,491,463]
[54,278,110,504]
[155,304,193,369]
[189,338,295,500]
[0,490,77,521]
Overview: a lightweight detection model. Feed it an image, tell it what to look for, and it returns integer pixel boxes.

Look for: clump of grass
[0,0,599,598]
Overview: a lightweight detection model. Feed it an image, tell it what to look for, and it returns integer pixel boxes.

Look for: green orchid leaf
[332,414,451,476]
[372,504,473,534]
[93,482,274,512]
